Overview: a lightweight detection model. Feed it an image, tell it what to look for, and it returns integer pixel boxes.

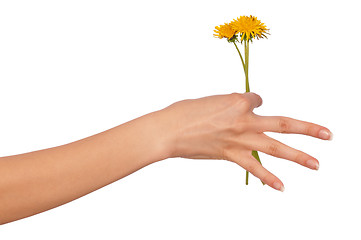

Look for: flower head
[213,23,237,41]
[230,15,269,42]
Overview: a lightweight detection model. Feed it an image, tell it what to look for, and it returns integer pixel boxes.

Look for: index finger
[256,116,333,140]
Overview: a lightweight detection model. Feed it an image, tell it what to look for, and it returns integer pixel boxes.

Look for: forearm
[0,110,170,224]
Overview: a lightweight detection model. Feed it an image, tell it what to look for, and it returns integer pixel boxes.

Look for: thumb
[242,92,263,110]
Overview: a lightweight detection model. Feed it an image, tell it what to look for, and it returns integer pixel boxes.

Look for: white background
[0,0,359,239]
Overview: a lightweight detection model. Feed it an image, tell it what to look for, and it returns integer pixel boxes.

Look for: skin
[0,92,332,224]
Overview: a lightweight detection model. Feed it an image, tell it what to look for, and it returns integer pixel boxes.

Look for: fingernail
[306,159,319,170]
[319,129,332,140]
[273,182,285,192]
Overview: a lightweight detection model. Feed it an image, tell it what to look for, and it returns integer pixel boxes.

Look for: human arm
[0,92,332,224]
[0,109,169,224]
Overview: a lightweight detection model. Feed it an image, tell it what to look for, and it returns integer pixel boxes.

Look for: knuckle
[232,96,251,111]
[222,146,243,162]
[294,151,305,163]
[230,92,243,99]
[245,163,257,173]
[278,117,290,133]
[305,124,315,136]
[230,92,246,102]
[229,93,243,104]
[221,147,231,161]
[267,144,279,156]
[241,98,251,110]
[260,175,271,185]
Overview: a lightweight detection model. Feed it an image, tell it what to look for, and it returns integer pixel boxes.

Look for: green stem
[244,40,250,92]
[245,40,250,185]
[243,40,264,186]
[245,174,249,185]
[233,42,246,75]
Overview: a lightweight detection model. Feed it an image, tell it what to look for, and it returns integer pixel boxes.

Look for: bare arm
[0,92,332,224]
[0,110,170,224]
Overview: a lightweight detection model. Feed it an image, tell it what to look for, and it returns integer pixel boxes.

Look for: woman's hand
[0,92,332,224]
[159,92,332,191]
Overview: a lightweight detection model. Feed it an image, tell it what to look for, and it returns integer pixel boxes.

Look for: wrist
[146,108,178,161]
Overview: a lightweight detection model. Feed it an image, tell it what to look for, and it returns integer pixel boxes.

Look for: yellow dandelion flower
[213,23,236,40]
[230,15,269,42]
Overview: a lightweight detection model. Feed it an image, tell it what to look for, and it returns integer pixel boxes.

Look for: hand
[160,92,332,191]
